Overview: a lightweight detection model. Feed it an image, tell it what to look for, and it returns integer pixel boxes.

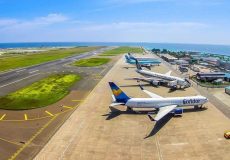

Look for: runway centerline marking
[0,73,40,88]
[29,70,39,74]
[45,111,54,117]
[24,114,28,120]
[16,69,26,73]
[0,114,6,120]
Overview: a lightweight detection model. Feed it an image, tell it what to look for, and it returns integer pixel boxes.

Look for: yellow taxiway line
[72,100,84,102]
[62,106,73,109]
[24,114,28,120]
[0,114,6,120]
[8,116,57,160]
[0,137,21,146]
[45,111,54,117]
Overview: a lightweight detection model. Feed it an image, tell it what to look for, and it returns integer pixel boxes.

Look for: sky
[0,0,230,44]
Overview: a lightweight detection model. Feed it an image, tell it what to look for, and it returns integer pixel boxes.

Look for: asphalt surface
[0,47,114,96]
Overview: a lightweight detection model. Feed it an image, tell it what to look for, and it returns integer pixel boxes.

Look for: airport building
[225,86,230,95]
[219,60,230,70]
[201,57,220,67]
[175,59,189,66]
[196,72,226,82]
[160,54,178,63]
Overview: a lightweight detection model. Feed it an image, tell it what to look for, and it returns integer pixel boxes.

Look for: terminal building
[160,54,178,63]
[219,61,230,70]
[196,72,226,82]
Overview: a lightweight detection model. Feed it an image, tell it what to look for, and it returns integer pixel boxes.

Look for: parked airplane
[127,53,161,62]
[109,82,208,121]
[128,59,191,89]
[124,54,161,70]
[125,54,161,65]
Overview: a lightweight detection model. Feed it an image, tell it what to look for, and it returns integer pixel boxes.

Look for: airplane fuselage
[136,69,189,87]
[125,96,208,108]
[127,59,160,65]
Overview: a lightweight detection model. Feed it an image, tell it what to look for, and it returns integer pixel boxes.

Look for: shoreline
[0,42,230,56]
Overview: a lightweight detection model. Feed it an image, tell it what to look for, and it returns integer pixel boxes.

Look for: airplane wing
[154,105,177,121]
[165,71,172,76]
[109,103,125,107]
[139,85,163,99]
[125,77,164,83]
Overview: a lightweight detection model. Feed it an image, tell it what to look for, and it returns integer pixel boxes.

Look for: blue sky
[0,0,230,44]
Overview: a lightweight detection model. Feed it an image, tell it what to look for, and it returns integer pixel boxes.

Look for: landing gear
[194,105,199,109]
[199,105,204,109]
[194,105,204,110]
[126,107,133,112]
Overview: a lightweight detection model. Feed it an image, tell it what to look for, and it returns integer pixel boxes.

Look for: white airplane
[109,82,208,121]
[129,59,191,89]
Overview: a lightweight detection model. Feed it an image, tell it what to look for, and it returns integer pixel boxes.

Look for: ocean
[0,42,230,56]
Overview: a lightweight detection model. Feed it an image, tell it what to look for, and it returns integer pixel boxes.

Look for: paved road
[0,47,115,96]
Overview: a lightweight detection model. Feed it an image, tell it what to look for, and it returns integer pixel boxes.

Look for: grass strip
[0,47,100,72]
[0,74,80,110]
[73,58,111,67]
[100,46,143,56]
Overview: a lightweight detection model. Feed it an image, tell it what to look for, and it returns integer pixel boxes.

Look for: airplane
[124,54,161,70]
[125,53,161,65]
[127,59,191,89]
[127,52,160,62]
[109,82,208,121]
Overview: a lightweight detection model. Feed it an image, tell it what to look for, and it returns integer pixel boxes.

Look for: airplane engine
[150,80,159,86]
[172,108,183,116]
[168,80,177,88]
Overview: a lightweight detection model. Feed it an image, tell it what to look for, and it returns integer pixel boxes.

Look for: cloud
[81,22,207,30]
[0,18,229,45]
[0,19,18,27]
[0,13,69,31]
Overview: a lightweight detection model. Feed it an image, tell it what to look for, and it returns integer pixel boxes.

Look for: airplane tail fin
[109,82,130,103]
[128,53,135,60]
[125,55,130,61]
[135,59,142,70]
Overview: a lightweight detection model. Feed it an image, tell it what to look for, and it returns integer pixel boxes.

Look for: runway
[0,47,114,96]
[0,48,120,160]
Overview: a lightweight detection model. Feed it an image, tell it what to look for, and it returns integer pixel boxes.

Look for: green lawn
[100,46,143,56]
[73,58,111,67]
[0,47,100,72]
[0,74,81,110]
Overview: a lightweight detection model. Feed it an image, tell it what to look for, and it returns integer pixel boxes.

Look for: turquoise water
[0,42,230,56]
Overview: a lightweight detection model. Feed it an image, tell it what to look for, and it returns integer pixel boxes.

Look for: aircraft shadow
[102,107,207,139]
[144,107,207,139]
[183,107,208,113]
[102,107,157,120]
[168,88,186,93]
[144,114,172,139]
[120,84,153,88]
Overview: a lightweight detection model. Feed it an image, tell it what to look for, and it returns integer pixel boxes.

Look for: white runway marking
[0,73,40,88]
[29,70,39,74]
[16,69,26,73]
